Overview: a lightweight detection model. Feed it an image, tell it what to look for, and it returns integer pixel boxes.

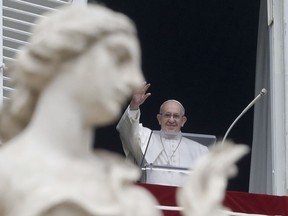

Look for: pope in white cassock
[117,83,208,186]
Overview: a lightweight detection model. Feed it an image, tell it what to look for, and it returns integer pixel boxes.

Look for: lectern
[140,130,216,186]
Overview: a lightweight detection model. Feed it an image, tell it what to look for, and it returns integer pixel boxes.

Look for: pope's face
[157,101,187,132]
[73,32,144,126]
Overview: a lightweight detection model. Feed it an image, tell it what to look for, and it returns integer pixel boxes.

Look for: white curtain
[249,0,272,194]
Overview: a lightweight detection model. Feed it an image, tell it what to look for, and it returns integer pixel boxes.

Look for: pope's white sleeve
[116,106,145,165]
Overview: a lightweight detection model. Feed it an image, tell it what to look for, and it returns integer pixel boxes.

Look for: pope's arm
[116,106,150,166]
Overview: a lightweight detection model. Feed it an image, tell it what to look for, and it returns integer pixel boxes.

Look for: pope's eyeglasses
[160,113,183,120]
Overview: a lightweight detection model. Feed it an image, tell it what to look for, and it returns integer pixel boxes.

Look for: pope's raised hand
[129,82,151,110]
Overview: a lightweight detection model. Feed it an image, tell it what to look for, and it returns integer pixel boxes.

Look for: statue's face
[73,33,144,126]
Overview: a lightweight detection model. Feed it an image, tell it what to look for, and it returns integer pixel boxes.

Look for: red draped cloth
[139,183,288,216]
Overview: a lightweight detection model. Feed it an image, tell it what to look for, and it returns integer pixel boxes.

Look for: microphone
[221,88,267,146]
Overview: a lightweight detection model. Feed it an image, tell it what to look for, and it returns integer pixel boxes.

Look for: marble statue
[177,141,249,216]
[0,4,161,216]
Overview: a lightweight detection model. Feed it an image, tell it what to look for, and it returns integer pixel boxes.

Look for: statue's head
[0,4,144,141]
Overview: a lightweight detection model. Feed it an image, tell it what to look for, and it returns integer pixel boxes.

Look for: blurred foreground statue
[0,4,161,216]
[177,141,249,216]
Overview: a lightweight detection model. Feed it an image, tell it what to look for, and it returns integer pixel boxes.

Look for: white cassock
[116,106,209,187]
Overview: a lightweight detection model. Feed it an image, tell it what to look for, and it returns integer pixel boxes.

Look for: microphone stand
[140,130,153,169]
[140,130,153,184]
[221,88,267,146]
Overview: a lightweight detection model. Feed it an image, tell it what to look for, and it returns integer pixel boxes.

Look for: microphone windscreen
[261,88,267,95]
